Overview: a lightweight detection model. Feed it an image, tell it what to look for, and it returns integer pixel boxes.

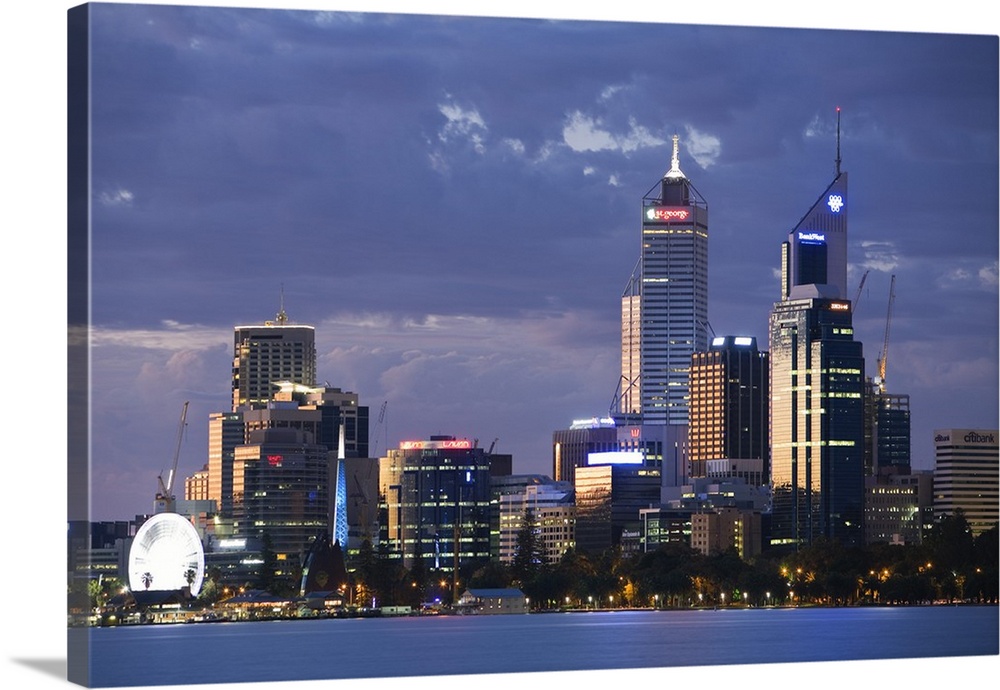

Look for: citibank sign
[645,206,691,222]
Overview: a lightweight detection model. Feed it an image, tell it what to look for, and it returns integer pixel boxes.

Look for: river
[79,605,999,688]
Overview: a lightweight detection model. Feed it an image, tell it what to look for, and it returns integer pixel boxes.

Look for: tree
[510,507,543,587]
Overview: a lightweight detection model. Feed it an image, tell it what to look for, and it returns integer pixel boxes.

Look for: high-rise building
[933,428,999,537]
[497,479,575,566]
[231,306,316,411]
[552,417,618,483]
[208,387,368,532]
[232,427,333,586]
[616,135,708,426]
[864,381,911,477]
[689,335,769,478]
[573,463,661,555]
[769,120,866,550]
[378,436,497,572]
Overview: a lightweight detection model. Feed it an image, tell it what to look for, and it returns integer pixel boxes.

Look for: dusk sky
[2,2,997,690]
[75,2,998,522]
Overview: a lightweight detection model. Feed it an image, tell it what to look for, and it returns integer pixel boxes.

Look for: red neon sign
[645,207,691,222]
[267,455,283,466]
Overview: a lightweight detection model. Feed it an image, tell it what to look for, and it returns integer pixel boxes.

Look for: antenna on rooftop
[835,106,842,177]
[276,283,288,325]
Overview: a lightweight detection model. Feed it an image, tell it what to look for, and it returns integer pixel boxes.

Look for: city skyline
[1,2,996,690]
[73,3,997,528]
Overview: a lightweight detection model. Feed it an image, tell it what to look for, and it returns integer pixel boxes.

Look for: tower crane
[154,401,189,514]
[853,269,870,315]
[370,400,387,457]
[875,275,896,394]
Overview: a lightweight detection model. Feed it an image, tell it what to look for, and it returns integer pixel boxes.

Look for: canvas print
[66,2,998,688]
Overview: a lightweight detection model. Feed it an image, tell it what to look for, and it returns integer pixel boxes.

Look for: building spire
[835,106,842,177]
[664,134,686,180]
[276,284,288,325]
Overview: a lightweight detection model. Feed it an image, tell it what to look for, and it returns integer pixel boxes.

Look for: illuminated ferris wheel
[127,512,205,596]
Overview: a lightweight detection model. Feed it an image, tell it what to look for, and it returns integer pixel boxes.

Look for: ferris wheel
[127,512,205,596]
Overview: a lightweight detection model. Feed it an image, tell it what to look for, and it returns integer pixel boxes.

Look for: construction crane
[875,275,896,393]
[370,400,387,457]
[853,269,870,314]
[154,401,189,514]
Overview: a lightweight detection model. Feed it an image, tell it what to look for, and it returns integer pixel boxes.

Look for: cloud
[859,240,900,272]
[92,321,229,351]
[979,261,998,288]
[99,188,135,207]
[683,124,722,169]
[503,138,526,155]
[437,99,488,154]
[562,111,617,152]
[562,112,667,154]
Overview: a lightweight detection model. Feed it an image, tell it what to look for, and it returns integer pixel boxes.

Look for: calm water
[85,606,998,687]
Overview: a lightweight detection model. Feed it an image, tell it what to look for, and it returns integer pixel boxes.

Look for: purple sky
[2,3,998,690]
[45,0,998,519]
[74,2,999,523]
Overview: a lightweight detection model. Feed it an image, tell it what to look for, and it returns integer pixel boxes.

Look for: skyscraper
[617,135,708,426]
[769,115,866,549]
[689,335,769,479]
[379,436,496,572]
[933,428,999,537]
[232,305,316,411]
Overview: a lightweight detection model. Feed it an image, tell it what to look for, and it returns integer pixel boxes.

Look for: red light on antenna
[836,106,841,111]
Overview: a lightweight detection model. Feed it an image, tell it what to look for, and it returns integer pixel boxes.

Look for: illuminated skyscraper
[231,304,316,411]
[769,114,866,549]
[933,428,999,537]
[689,336,769,479]
[379,436,496,573]
[616,135,708,426]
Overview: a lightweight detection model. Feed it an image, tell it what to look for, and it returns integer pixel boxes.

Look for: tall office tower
[231,305,316,411]
[208,411,246,517]
[769,116,866,550]
[864,380,911,477]
[689,336,769,479]
[933,428,999,537]
[378,436,495,572]
[616,135,708,426]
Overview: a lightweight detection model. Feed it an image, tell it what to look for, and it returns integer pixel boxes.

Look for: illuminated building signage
[570,416,616,430]
[587,451,644,465]
[645,206,691,222]
[828,302,850,311]
[798,231,826,243]
[711,337,726,347]
[734,337,753,346]
[827,194,844,212]
[400,439,473,450]
[267,455,283,466]
[218,538,247,550]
